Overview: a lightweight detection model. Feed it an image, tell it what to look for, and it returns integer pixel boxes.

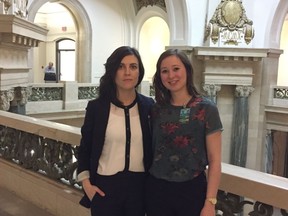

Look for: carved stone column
[264,129,273,174]
[0,89,14,111]
[9,86,30,114]
[230,85,254,167]
[203,84,221,103]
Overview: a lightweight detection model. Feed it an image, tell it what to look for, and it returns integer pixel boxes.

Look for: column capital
[203,84,221,97]
[235,85,254,97]
[11,86,31,106]
[0,89,14,111]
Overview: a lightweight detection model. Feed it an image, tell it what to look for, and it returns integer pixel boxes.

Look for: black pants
[145,172,207,216]
[90,171,146,216]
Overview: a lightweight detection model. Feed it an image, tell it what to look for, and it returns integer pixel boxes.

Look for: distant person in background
[44,62,56,82]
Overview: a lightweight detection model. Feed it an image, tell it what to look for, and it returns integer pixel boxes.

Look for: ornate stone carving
[0,126,79,187]
[14,0,28,18]
[78,86,99,100]
[134,0,166,13]
[0,0,28,17]
[28,87,63,101]
[203,84,221,97]
[205,0,254,46]
[11,86,31,106]
[0,89,14,111]
[235,85,254,97]
[274,87,288,99]
[0,0,11,14]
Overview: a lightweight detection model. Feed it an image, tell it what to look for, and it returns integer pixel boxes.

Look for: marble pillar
[264,129,273,174]
[230,85,254,167]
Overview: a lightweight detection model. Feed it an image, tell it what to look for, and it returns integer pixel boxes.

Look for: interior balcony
[0,82,288,216]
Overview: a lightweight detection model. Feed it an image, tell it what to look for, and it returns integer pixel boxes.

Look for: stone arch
[28,0,92,82]
[266,0,288,48]
[164,0,189,45]
[135,6,168,47]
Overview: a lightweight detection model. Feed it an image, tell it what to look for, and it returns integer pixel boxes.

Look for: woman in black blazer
[77,46,154,216]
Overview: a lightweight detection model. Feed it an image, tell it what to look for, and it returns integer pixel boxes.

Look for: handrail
[0,109,287,215]
[220,163,288,210]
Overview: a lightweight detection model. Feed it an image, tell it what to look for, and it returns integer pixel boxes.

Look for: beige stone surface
[0,158,90,216]
[0,110,81,146]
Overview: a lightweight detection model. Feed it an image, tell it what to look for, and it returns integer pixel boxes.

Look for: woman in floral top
[145,49,223,216]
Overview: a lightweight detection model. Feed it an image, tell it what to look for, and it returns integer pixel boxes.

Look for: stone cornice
[193,47,269,61]
[166,46,282,61]
[0,15,48,44]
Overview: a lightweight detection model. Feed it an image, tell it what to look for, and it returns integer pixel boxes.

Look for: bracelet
[206,198,217,205]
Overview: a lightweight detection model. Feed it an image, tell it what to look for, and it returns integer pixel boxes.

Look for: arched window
[56,39,76,81]
[139,16,169,82]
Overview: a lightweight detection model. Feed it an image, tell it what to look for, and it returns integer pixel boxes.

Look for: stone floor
[0,187,55,216]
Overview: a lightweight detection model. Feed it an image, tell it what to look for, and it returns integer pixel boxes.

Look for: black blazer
[77,93,154,208]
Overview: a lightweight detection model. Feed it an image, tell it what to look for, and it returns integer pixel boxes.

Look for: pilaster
[230,85,254,167]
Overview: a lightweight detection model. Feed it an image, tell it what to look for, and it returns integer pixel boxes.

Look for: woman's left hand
[200,202,216,216]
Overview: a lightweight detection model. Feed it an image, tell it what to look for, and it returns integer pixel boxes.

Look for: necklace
[171,96,192,108]
[182,97,192,108]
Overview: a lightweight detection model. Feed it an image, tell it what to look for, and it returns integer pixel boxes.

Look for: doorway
[56,39,76,82]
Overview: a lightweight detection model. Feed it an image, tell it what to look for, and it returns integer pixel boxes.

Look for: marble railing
[27,84,288,102]
[272,86,288,109]
[25,83,287,113]
[274,86,288,100]
[0,110,287,216]
[25,82,151,114]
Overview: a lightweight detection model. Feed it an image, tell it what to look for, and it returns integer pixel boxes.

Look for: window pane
[58,39,75,49]
[60,50,75,81]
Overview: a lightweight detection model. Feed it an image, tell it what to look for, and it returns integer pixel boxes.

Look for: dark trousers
[145,172,207,216]
[90,171,146,216]
[44,73,56,81]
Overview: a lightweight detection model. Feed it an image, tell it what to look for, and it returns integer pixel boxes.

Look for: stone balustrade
[0,110,288,216]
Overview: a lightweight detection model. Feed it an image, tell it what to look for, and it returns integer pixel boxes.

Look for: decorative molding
[0,0,12,14]
[204,0,254,47]
[0,89,14,111]
[78,86,98,100]
[134,0,166,13]
[0,0,28,18]
[193,47,268,61]
[274,88,288,99]
[28,87,63,101]
[203,84,221,97]
[192,47,268,86]
[11,86,31,106]
[235,85,254,97]
[0,15,48,42]
[13,0,28,18]
[1,33,39,47]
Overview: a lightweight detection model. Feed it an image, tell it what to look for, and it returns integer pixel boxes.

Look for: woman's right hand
[82,179,105,201]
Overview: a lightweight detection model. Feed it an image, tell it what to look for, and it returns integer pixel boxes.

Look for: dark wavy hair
[98,46,145,104]
[153,49,199,105]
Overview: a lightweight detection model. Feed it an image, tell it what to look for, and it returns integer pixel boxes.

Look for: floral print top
[149,96,223,182]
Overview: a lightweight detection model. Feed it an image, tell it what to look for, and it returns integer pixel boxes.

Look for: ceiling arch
[27,0,93,82]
